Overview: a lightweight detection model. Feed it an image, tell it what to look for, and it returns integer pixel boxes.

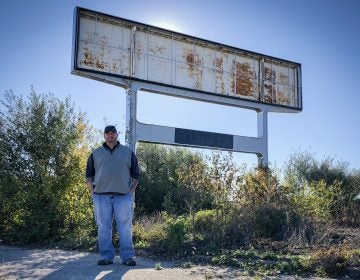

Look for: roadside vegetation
[1,89,359,279]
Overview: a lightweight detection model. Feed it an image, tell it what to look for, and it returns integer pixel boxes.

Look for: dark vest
[92,144,132,194]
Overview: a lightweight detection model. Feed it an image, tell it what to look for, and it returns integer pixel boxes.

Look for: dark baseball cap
[104,125,117,133]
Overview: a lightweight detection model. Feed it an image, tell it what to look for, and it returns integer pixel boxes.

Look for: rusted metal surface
[74,8,301,110]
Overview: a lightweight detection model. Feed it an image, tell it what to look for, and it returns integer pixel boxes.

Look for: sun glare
[153,21,182,32]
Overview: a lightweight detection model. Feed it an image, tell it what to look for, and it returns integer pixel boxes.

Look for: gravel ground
[0,245,337,280]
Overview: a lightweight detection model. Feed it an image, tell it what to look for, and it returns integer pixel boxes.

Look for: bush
[225,204,307,246]
[164,216,188,249]
[235,167,282,206]
[133,213,167,246]
[225,206,254,246]
[288,180,341,222]
[253,205,288,241]
[192,209,220,242]
[0,89,94,244]
[311,246,351,277]
[284,150,360,225]
[136,144,208,215]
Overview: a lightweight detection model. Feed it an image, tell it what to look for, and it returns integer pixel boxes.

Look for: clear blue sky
[1,0,359,170]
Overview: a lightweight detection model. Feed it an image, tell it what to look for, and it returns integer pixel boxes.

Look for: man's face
[104,131,118,144]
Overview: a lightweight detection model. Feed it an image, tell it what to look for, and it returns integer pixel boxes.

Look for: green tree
[135,143,207,215]
[209,152,244,210]
[283,150,360,225]
[235,166,282,206]
[165,147,213,214]
[176,152,212,215]
[0,88,95,244]
[284,150,349,189]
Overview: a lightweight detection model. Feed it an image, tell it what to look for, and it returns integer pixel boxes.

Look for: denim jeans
[92,192,135,261]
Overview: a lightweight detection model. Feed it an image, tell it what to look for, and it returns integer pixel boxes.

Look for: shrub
[224,206,254,246]
[284,150,360,226]
[287,219,318,248]
[164,216,188,250]
[288,180,342,222]
[192,209,218,241]
[253,205,288,240]
[0,90,94,244]
[133,213,167,246]
[226,204,307,246]
[311,246,352,277]
[235,167,282,206]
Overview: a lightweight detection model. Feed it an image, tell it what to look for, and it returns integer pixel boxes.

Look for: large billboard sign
[72,7,302,111]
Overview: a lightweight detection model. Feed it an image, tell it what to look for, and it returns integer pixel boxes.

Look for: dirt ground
[0,245,339,280]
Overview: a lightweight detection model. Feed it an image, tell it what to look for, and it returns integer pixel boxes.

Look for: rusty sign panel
[72,7,302,110]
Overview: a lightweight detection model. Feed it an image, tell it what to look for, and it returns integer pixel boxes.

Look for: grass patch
[209,248,313,276]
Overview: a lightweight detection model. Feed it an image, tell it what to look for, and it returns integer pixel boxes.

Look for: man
[85,125,140,266]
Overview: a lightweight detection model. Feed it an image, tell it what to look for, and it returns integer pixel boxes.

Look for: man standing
[85,125,140,266]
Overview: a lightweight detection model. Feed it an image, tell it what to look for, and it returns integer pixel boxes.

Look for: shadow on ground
[0,245,182,280]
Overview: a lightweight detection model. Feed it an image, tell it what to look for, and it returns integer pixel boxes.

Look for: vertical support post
[130,26,136,77]
[125,84,138,152]
[257,109,268,167]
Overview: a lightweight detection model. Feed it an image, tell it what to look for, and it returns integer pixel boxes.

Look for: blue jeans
[92,193,135,261]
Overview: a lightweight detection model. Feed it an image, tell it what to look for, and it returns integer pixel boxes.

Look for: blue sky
[1,0,359,170]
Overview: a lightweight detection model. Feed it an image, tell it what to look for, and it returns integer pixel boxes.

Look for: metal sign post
[257,109,268,167]
[125,84,138,152]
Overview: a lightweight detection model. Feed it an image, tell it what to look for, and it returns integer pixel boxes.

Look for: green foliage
[231,206,306,248]
[0,88,95,244]
[136,143,209,215]
[310,246,360,277]
[253,205,288,240]
[164,216,188,249]
[136,214,189,254]
[289,180,341,221]
[192,209,218,240]
[208,152,244,209]
[135,144,170,214]
[133,213,167,247]
[235,167,284,206]
[284,150,360,225]
[181,261,193,268]
[224,205,254,246]
[190,209,231,249]
[154,262,163,270]
[284,150,349,187]
[210,248,312,276]
[175,156,214,216]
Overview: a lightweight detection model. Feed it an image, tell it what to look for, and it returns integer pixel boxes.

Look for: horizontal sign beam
[136,122,265,156]
[72,7,302,111]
